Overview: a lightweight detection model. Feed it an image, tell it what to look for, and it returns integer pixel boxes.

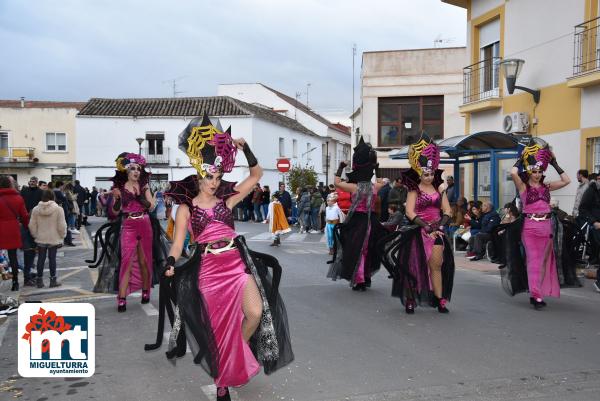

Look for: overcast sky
[0,0,466,123]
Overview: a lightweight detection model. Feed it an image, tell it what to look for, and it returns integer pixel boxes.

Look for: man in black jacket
[53,181,75,246]
[20,176,42,285]
[73,180,89,227]
[469,201,501,261]
[277,182,292,217]
[578,179,600,285]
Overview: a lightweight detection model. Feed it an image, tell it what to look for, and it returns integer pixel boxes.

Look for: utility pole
[295,92,302,119]
[352,43,356,142]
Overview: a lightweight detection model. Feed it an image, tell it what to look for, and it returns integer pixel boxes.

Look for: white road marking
[247,232,272,241]
[141,302,159,316]
[0,317,10,348]
[287,233,307,241]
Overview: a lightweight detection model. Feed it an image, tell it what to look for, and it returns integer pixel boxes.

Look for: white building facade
[75,97,322,191]
[218,83,351,185]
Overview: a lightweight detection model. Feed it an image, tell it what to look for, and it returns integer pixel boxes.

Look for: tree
[285,164,318,194]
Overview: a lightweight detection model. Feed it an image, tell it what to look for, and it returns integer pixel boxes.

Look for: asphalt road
[1,217,600,401]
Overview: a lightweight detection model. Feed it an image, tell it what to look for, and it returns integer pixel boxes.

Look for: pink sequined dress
[521,185,560,299]
[119,187,153,296]
[190,200,260,387]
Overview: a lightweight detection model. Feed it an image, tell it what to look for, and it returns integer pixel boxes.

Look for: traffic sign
[277,158,291,173]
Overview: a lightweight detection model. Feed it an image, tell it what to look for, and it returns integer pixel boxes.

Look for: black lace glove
[137,195,151,209]
[112,197,121,211]
[374,163,381,178]
[550,156,564,175]
[439,214,451,227]
[335,162,347,177]
[412,216,433,233]
[163,256,176,276]
[243,143,258,168]
[513,158,522,169]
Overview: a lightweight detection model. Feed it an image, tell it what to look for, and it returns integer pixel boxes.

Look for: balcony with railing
[459,57,503,113]
[0,147,36,162]
[142,147,169,164]
[568,16,600,88]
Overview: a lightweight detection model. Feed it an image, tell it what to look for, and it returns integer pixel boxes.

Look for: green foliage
[285,164,318,194]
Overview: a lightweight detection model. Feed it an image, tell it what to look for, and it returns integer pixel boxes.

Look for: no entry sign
[277,158,291,173]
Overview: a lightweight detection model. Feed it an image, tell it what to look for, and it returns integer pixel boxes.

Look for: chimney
[20,97,25,108]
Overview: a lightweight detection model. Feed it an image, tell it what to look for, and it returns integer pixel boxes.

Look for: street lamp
[136,137,144,155]
[499,58,541,104]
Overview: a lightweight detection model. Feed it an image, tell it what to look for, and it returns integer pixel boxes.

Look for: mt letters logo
[18,303,95,377]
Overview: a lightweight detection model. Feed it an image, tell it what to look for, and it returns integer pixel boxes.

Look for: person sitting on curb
[467,201,500,261]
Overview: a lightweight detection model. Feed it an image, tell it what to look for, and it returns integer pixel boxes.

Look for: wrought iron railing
[0,147,36,161]
[573,16,600,76]
[462,57,502,104]
[142,147,169,164]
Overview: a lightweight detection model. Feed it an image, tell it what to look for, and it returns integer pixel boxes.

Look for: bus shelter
[390,131,524,207]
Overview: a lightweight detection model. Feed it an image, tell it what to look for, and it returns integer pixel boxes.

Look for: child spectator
[325,193,345,254]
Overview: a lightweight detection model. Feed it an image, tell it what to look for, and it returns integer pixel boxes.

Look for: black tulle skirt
[327,211,388,284]
[144,235,294,379]
[500,215,581,296]
[378,225,455,305]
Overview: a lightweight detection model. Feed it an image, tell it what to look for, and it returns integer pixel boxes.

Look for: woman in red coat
[335,187,352,214]
[0,175,29,291]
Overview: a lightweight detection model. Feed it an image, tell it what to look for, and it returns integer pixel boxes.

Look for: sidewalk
[0,223,94,302]
[453,252,500,273]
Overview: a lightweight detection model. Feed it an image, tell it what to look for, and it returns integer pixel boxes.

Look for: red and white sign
[276,158,291,173]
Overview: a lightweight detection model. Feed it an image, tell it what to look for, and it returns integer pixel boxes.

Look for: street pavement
[1,217,600,400]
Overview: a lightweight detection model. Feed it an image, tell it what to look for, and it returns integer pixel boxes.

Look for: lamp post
[136,137,144,155]
[499,58,541,103]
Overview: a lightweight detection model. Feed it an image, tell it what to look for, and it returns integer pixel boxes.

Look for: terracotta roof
[331,123,350,134]
[78,96,318,137]
[0,100,87,109]
[259,84,351,135]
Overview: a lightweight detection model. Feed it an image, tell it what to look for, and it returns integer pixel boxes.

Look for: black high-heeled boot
[437,297,449,313]
[216,386,231,401]
[405,298,415,314]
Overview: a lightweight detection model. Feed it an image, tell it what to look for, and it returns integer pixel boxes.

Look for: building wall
[0,106,79,184]
[218,83,349,184]
[75,115,322,191]
[453,0,597,213]
[360,47,467,168]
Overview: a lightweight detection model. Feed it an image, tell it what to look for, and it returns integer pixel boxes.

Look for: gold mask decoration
[187,124,218,178]
[408,137,428,177]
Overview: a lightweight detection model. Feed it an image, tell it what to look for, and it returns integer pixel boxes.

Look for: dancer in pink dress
[90,153,166,312]
[505,139,571,309]
[147,114,293,401]
[380,134,455,314]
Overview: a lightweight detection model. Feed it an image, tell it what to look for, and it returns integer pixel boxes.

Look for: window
[292,139,298,158]
[478,18,500,96]
[279,138,285,157]
[146,132,164,155]
[0,132,8,157]
[306,142,312,160]
[378,96,444,146]
[46,132,66,151]
[588,137,600,173]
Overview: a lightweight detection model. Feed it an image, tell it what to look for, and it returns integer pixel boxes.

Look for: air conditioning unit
[503,112,529,134]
